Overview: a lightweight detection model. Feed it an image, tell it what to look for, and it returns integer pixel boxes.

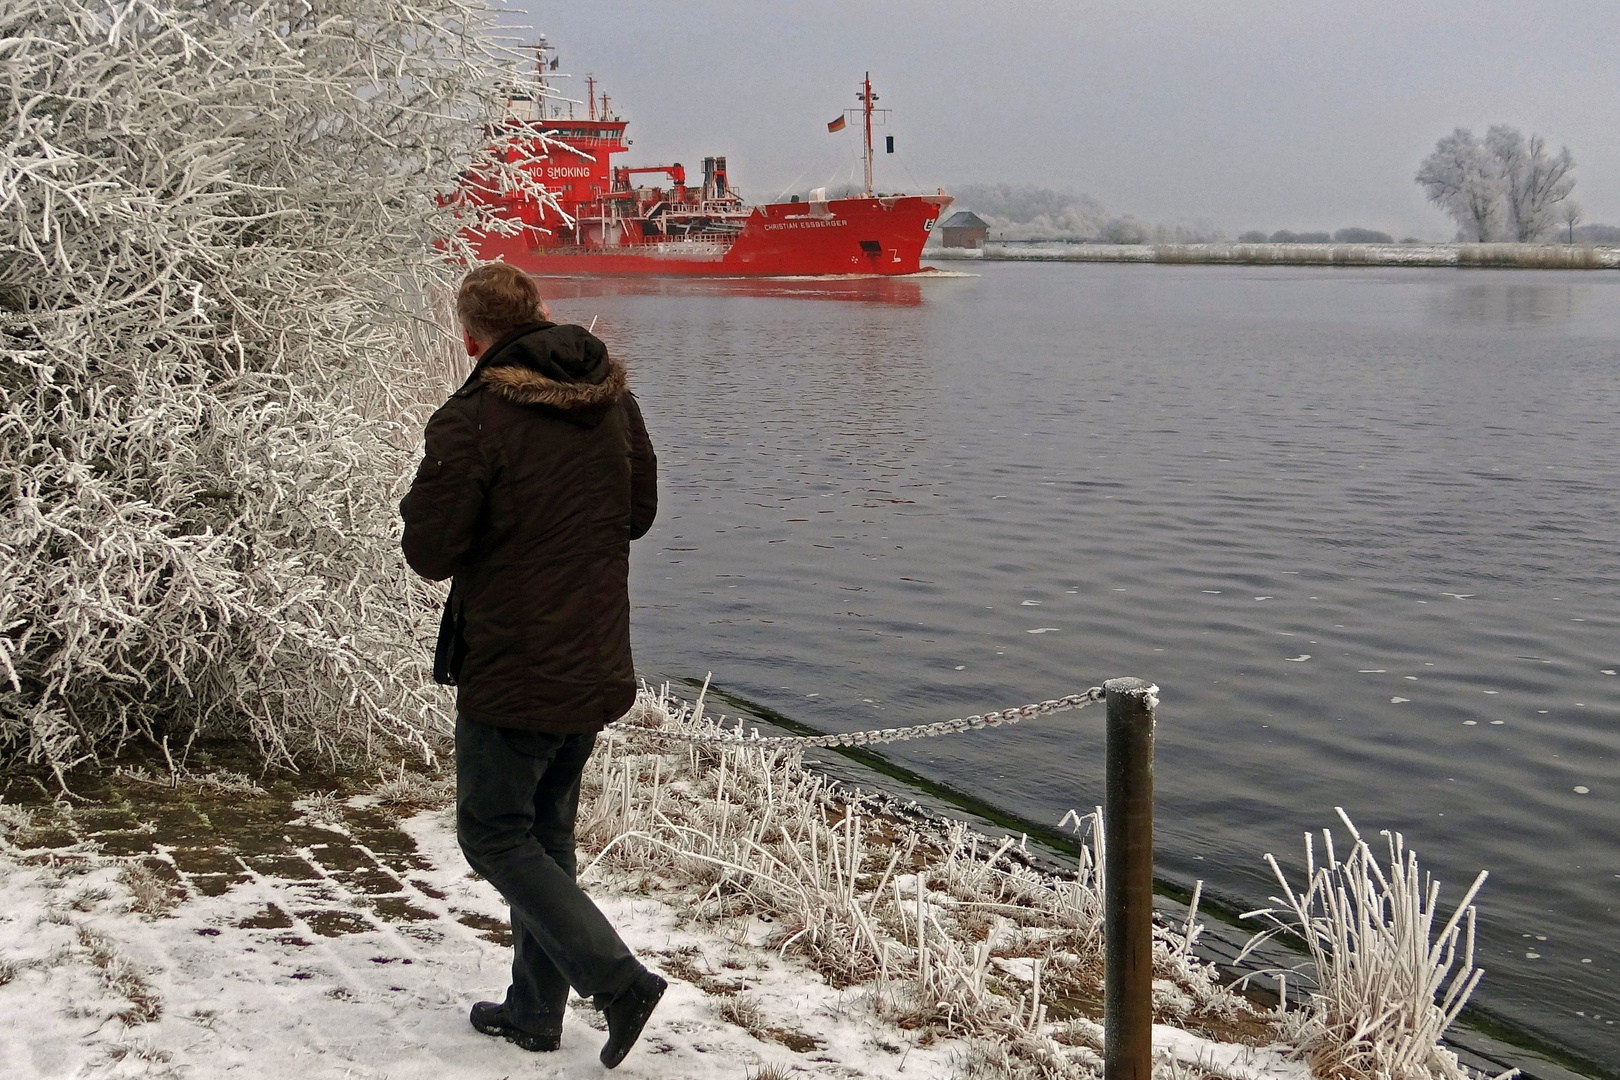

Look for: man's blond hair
[456,263,546,345]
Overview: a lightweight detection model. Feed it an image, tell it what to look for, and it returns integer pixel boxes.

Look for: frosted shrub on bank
[1242,809,1499,1080]
[0,0,563,776]
[581,685,1260,1078]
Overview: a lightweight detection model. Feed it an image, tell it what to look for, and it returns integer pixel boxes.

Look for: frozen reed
[1240,807,1504,1080]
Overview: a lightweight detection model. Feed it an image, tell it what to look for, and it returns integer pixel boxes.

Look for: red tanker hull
[469,193,951,278]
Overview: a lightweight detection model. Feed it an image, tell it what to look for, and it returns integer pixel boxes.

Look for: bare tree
[1486,126,1577,241]
[1560,200,1584,244]
[1415,129,1504,241]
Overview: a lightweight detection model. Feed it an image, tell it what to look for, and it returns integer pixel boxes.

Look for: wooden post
[1104,677,1157,1080]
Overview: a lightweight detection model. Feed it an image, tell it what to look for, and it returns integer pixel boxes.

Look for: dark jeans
[455,715,643,1033]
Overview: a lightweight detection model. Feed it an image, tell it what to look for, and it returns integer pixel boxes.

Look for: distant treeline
[1571,223,1620,244]
[1239,228,1405,244]
[947,183,1223,244]
[940,182,1620,246]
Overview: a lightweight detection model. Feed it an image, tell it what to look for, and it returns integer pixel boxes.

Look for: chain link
[615,687,1105,749]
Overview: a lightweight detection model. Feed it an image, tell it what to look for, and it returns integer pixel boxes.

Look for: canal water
[543,262,1619,1071]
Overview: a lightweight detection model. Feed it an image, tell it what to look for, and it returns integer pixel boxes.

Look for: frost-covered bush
[0,0,553,777]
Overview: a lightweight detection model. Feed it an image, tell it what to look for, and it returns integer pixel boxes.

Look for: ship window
[859,240,883,254]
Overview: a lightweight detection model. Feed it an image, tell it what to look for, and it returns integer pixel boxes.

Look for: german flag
[827,115,846,133]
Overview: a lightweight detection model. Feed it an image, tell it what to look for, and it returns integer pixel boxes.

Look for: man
[401,262,665,1068]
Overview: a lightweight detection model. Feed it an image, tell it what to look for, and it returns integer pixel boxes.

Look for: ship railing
[659,201,750,217]
[544,236,736,255]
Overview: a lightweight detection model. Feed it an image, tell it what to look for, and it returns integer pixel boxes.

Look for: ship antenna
[586,74,596,121]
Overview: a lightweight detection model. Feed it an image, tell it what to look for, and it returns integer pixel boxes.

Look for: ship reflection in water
[537,272,947,307]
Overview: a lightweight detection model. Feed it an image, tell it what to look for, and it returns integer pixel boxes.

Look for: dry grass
[0,801,43,846]
[109,765,267,798]
[1456,243,1606,268]
[76,924,162,1024]
[718,994,767,1036]
[290,793,348,830]
[118,862,183,917]
[580,685,1264,1078]
[368,763,456,817]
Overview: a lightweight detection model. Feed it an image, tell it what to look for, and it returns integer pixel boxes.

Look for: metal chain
[615,687,1105,749]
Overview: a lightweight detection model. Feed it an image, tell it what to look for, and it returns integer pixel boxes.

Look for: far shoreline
[927,240,1620,270]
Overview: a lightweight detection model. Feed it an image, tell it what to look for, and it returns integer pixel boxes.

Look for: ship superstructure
[457,40,951,276]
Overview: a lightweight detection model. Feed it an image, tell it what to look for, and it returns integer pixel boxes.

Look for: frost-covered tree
[1415,129,1505,241]
[1,0,560,779]
[1485,125,1577,242]
[1417,126,1577,242]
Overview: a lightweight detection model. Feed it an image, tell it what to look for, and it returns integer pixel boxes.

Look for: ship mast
[507,35,555,122]
[858,72,876,197]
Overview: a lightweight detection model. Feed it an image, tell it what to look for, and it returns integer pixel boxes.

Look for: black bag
[433,580,468,686]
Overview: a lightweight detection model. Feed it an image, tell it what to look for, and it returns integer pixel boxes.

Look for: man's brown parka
[401,321,656,733]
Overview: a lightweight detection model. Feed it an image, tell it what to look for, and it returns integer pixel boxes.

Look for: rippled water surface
[546,264,1619,1068]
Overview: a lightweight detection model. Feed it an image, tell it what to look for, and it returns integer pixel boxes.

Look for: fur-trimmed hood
[483,353,627,410]
[459,321,627,412]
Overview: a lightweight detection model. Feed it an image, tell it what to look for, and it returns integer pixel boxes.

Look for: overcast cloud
[512,1,1620,238]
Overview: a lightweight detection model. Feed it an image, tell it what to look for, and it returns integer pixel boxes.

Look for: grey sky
[514,1,1620,238]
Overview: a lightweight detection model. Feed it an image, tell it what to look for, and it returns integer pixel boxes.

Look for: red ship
[458,40,951,277]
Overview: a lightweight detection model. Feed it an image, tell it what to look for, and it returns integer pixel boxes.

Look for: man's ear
[463,330,481,357]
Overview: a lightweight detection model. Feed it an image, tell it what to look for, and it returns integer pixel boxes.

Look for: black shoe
[599,971,667,1069]
[469,1000,562,1052]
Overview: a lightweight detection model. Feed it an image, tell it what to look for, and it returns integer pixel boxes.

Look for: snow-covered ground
[0,801,1310,1080]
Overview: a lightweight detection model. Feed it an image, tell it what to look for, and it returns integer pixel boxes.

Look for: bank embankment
[927,242,1620,269]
